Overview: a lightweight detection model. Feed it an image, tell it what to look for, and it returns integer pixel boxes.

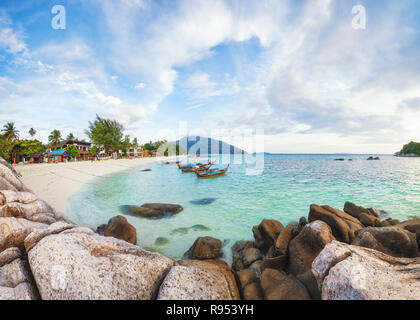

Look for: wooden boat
[196,164,230,178]
[181,164,212,173]
[178,161,214,170]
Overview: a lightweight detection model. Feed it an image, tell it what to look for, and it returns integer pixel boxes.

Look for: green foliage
[48,130,62,148]
[400,141,420,156]
[89,145,99,157]
[0,138,13,161]
[121,135,131,156]
[66,145,80,158]
[2,122,19,140]
[66,133,76,140]
[132,137,139,148]
[143,141,155,152]
[156,141,187,156]
[21,140,46,157]
[85,115,124,153]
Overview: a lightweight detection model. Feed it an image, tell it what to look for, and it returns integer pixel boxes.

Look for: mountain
[395,141,420,157]
[173,136,246,155]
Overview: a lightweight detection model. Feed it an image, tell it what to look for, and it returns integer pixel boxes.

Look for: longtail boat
[178,161,214,170]
[181,164,212,173]
[196,164,230,178]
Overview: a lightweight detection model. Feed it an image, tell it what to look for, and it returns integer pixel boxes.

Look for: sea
[66,154,420,263]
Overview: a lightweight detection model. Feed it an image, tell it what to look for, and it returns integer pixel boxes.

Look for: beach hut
[48,150,70,163]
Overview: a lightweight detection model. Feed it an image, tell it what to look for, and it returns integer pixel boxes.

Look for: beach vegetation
[85,115,124,153]
[48,130,62,149]
[66,133,76,140]
[66,145,80,158]
[1,122,19,140]
[21,139,46,157]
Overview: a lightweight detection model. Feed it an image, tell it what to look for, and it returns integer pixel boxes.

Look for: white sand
[15,158,161,214]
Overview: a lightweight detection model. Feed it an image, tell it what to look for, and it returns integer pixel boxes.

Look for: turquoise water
[66,154,420,263]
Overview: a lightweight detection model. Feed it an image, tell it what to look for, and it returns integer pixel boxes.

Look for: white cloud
[134,82,145,89]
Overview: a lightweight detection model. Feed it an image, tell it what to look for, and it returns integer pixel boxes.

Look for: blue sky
[1,0,419,153]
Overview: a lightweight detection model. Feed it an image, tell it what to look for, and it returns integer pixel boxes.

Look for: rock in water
[260,268,311,300]
[26,222,174,300]
[343,201,380,227]
[185,236,222,259]
[155,237,170,245]
[120,203,183,218]
[352,227,419,258]
[189,198,217,205]
[103,215,137,245]
[255,219,284,248]
[236,269,263,300]
[312,240,420,300]
[308,204,363,243]
[157,259,240,300]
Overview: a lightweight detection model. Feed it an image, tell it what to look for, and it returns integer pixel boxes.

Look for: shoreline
[15,157,162,214]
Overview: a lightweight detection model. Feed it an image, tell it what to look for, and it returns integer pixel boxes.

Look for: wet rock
[191,224,211,231]
[397,218,420,247]
[298,216,307,230]
[308,204,363,243]
[189,198,217,205]
[26,222,175,299]
[158,259,240,300]
[252,225,265,249]
[243,282,264,300]
[141,169,151,172]
[141,203,183,214]
[249,260,264,278]
[242,247,262,267]
[120,203,183,218]
[185,236,222,260]
[367,156,380,160]
[352,227,419,258]
[312,240,420,300]
[231,240,254,272]
[260,268,311,300]
[170,227,190,235]
[262,255,287,271]
[96,224,106,235]
[102,215,137,245]
[155,237,170,245]
[334,158,345,161]
[275,225,293,256]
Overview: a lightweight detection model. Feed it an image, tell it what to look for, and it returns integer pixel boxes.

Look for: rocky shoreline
[1,156,419,300]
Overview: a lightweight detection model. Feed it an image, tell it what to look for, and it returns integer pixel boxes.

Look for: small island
[394,141,420,157]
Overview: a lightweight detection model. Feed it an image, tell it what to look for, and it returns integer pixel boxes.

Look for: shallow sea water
[66,154,420,263]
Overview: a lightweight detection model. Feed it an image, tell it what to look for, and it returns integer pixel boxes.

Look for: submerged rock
[120,203,183,218]
[189,198,217,205]
[157,259,240,300]
[155,237,170,245]
[170,224,211,235]
[141,169,152,172]
[103,215,137,245]
[185,236,222,260]
[312,240,420,300]
[191,224,211,231]
[170,227,190,235]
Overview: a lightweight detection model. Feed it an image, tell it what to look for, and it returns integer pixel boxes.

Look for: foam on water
[66,154,420,264]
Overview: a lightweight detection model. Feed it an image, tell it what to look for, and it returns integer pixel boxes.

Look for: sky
[0,0,419,153]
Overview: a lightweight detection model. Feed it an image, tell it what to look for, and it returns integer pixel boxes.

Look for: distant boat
[181,164,212,172]
[196,164,230,178]
[178,161,214,170]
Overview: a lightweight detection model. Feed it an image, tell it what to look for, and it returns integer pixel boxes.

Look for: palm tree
[29,128,36,138]
[66,133,75,140]
[2,122,19,140]
[48,130,62,150]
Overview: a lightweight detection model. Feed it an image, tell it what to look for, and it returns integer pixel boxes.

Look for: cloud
[134,82,145,89]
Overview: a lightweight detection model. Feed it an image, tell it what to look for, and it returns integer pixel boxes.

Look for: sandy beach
[15,157,161,213]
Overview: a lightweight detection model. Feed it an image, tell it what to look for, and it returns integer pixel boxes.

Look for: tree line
[0,115,185,163]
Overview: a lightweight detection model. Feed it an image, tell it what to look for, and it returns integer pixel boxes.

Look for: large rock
[0,217,47,251]
[397,218,420,247]
[185,236,222,260]
[260,268,311,300]
[352,227,419,258]
[257,219,284,247]
[287,220,334,299]
[343,201,380,227]
[312,240,420,300]
[231,240,254,272]
[235,269,263,300]
[288,220,335,276]
[103,215,137,245]
[0,190,60,224]
[26,222,174,300]
[308,204,363,243]
[120,203,183,218]
[0,162,29,192]
[0,247,38,300]
[157,259,240,300]
[242,247,262,267]
[275,224,294,256]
